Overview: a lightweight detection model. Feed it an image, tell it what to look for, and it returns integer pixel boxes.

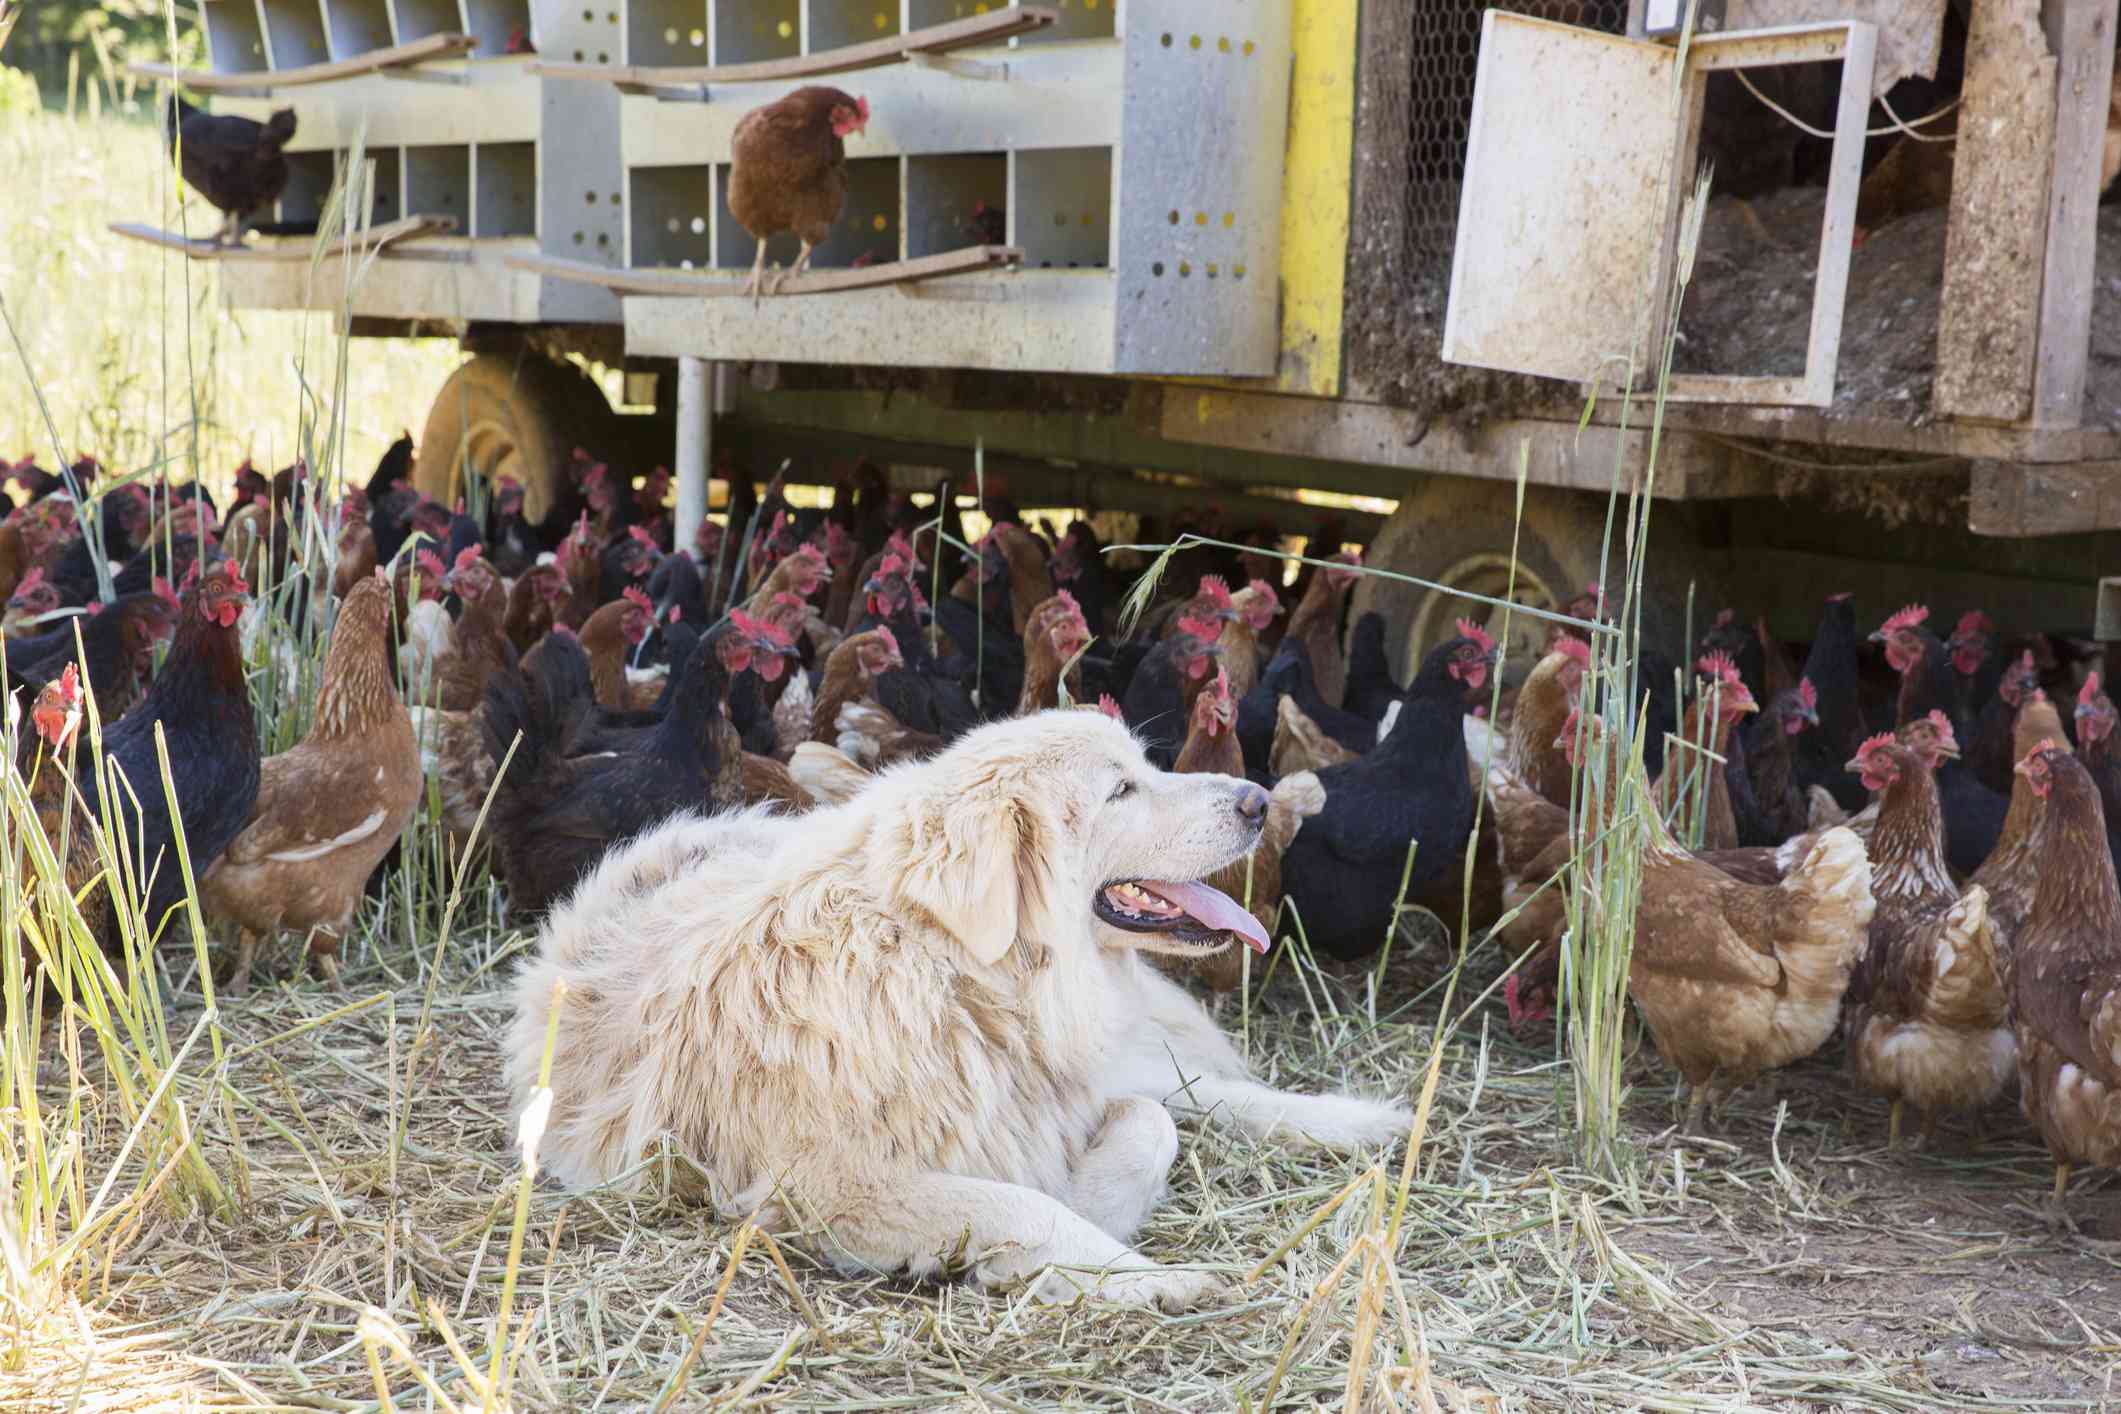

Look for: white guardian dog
[506,708,1407,1309]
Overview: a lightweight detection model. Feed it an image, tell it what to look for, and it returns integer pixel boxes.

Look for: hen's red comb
[733,607,795,647]
[1878,604,1929,636]
[1696,650,1741,683]
[1097,694,1124,721]
[1247,578,1278,602]
[874,624,899,658]
[629,524,658,546]
[1926,710,1958,747]
[13,567,43,594]
[1456,618,1496,654]
[1197,575,1232,606]
[57,662,80,702]
[795,542,827,564]
[2082,673,2103,706]
[1798,677,1818,709]
[1555,635,1591,667]
[622,586,653,616]
[1855,731,1896,761]
[2015,649,2037,674]
[452,545,482,573]
[416,549,446,580]
[1055,588,1080,613]
[1953,609,1993,639]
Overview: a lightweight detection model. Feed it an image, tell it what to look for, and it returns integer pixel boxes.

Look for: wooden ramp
[109,214,458,261]
[127,34,478,95]
[532,8,1054,95]
[506,244,1022,297]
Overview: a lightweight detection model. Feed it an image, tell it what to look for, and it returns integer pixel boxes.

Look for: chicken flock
[4,435,2121,1210]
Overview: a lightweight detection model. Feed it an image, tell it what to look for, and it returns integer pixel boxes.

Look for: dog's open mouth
[1095,880,1271,953]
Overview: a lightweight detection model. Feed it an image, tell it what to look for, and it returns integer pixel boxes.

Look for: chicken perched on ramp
[165,96,297,245]
[727,86,871,305]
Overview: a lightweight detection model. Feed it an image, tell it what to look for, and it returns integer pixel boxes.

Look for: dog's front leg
[822,1171,1217,1311]
[1166,1074,1412,1152]
[1068,1097,1178,1242]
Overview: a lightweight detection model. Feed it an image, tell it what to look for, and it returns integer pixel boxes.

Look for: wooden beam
[530,8,1054,91]
[108,214,457,261]
[127,34,478,94]
[1934,0,2056,423]
[1157,387,1782,501]
[507,245,1022,298]
[2030,0,2121,428]
[1968,456,2121,536]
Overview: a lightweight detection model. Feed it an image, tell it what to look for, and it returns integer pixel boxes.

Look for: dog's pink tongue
[1137,880,1271,953]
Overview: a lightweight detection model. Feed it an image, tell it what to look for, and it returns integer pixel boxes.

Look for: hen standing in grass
[727,86,871,304]
[202,574,418,993]
[90,561,259,950]
[165,96,298,245]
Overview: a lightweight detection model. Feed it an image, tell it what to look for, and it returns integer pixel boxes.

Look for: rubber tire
[1351,475,1725,684]
[412,354,618,522]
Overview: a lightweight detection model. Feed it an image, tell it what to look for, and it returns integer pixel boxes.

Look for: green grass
[0,92,458,488]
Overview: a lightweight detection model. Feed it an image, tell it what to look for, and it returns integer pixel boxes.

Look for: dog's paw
[1273,1093,1413,1152]
[1026,1261,1219,1312]
[1093,1264,1221,1313]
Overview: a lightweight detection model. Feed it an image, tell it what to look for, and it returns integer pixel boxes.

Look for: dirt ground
[22,911,2121,1412]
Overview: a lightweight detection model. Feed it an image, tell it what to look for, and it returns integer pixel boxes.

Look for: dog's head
[874,709,1271,968]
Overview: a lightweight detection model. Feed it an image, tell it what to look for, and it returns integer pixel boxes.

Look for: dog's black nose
[1235,783,1268,825]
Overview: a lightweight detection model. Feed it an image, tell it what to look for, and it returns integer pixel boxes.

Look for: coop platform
[533,8,1056,96]
[510,243,1021,297]
[109,213,458,260]
[128,33,477,94]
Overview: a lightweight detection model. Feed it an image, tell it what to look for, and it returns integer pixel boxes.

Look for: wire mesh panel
[1346,0,1627,407]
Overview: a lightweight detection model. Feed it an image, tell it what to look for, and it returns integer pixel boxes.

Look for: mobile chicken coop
[125,0,2121,672]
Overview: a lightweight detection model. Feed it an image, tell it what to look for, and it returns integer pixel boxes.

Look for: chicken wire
[1346,0,1628,409]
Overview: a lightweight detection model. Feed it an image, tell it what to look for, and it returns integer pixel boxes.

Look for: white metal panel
[1110,0,1290,375]
[1440,13,1677,389]
[622,270,1116,371]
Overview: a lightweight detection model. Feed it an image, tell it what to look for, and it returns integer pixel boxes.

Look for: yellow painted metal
[1272,0,1355,397]
[1161,0,1354,400]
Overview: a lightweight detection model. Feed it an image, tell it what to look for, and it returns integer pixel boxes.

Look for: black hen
[89,563,260,945]
[1874,604,2004,876]
[483,622,748,919]
[1234,639,1374,776]
[1792,593,1869,811]
[1121,625,1222,769]
[166,97,297,243]
[1280,633,1495,960]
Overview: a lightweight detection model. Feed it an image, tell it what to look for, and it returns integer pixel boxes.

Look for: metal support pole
[674,355,713,560]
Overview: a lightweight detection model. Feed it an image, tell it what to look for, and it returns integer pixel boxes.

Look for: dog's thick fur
[507,710,1407,1310]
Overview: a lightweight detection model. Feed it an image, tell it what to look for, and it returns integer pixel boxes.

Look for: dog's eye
[1108,780,1135,802]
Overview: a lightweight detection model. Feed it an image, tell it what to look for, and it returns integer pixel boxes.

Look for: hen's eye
[1109,780,1135,802]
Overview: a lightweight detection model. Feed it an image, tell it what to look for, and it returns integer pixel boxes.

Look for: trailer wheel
[412,354,615,523]
[1352,477,1719,685]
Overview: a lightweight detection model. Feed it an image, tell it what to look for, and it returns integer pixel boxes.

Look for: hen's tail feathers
[1261,769,1325,854]
[787,742,871,806]
[484,634,592,785]
[1776,825,1876,985]
[1924,885,2003,1024]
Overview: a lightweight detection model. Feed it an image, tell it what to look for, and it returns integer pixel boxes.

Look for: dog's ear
[896,788,1049,967]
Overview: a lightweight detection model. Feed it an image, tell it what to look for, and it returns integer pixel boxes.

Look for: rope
[1732,69,1960,143]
